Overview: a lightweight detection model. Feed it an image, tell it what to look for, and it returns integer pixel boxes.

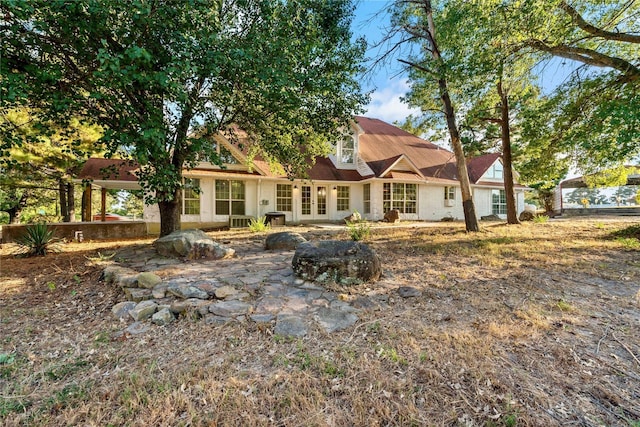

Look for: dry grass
[1,218,639,426]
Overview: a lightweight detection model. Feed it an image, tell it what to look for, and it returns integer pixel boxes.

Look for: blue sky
[352,1,419,124]
[351,1,577,125]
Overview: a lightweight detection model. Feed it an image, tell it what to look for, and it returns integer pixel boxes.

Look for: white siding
[419,185,465,220]
[143,177,527,227]
[473,188,494,217]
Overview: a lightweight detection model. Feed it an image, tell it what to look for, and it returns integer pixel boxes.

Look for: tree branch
[559,1,640,44]
[526,39,640,81]
[397,58,437,76]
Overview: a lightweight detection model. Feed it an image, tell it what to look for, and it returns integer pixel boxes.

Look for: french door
[300,185,329,221]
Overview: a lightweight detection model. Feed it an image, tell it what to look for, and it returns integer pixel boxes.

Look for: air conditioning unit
[445,199,454,207]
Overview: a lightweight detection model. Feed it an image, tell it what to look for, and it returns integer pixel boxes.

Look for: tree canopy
[1,0,368,235]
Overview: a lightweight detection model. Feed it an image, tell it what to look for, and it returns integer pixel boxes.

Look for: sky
[352,1,420,124]
[350,1,577,126]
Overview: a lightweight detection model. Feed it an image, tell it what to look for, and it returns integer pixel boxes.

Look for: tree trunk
[497,80,520,225]
[426,4,479,232]
[158,188,182,237]
[7,190,29,223]
[67,183,75,222]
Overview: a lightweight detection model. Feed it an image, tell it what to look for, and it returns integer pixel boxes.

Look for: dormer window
[339,136,355,164]
[489,162,503,179]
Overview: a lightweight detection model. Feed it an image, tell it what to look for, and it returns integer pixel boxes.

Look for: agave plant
[248,216,271,233]
[15,223,59,257]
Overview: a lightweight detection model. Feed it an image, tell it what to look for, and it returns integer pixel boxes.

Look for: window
[276,184,292,212]
[363,183,370,214]
[492,189,507,215]
[183,178,200,215]
[489,162,503,179]
[215,180,245,215]
[444,186,455,200]
[336,186,350,211]
[339,137,355,164]
[383,183,417,213]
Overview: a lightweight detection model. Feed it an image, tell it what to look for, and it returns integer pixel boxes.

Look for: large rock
[481,214,501,221]
[265,232,307,250]
[383,209,400,223]
[153,229,235,260]
[344,211,362,224]
[519,211,535,221]
[292,240,382,285]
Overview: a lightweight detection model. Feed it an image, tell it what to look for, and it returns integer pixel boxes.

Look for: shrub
[248,216,271,233]
[14,223,59,257]
[533,215,549,224]
[346,221,371,241]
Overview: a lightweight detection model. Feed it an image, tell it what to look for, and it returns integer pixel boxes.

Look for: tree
[1,0,367,236]
[610,186,637,206]
[427,1,545,225]
[565,188,607,206]
[512,1,640,174]
[389,0,480,232]
[0,108,103,222]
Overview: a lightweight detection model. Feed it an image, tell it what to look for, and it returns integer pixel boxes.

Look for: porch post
[101,188,107,221]
[82,184,92,222]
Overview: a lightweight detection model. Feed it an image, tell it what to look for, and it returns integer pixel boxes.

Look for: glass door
[300,185,329,220]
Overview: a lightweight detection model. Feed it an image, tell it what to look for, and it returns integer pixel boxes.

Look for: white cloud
[363,79,421,124]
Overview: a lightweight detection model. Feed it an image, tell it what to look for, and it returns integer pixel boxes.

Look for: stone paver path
[113,237,386,336]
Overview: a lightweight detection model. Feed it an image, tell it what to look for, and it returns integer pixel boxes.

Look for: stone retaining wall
[1,221,148,243]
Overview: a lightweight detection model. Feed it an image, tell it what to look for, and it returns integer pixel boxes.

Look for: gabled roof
[467,153,502,183]
[354,116,459,183]
[560,166,640,188]
[78,158,139,182]
[77,118,522,188]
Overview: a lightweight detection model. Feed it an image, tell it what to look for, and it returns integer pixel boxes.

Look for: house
[78,116,527,233]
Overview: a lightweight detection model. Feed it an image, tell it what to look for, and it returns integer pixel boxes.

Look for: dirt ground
[1,218,639,426]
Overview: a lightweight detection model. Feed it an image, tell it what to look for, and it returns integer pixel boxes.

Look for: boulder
[519,211,535,221]
[343,211,362,224]
[153,229,235,260]
[481,214,501,221]
[265,232,307,250]
[383,209,400,223]
[292,240,382,285]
